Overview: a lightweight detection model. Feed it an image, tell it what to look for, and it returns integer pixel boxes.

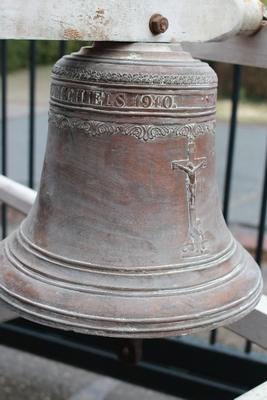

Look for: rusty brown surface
[149,14,169,34]
[0,43,262,338]
[63,28,83,40]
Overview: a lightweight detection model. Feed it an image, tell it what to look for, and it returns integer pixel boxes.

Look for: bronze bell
[0,42,262,338]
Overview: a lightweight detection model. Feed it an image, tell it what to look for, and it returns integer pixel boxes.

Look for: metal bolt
[149,14,169,35]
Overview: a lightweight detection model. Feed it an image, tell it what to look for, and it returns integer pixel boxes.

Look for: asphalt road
[4,113,267,229]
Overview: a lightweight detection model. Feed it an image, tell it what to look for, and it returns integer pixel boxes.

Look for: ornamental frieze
[49,111,216,142]
[52,64,217,87]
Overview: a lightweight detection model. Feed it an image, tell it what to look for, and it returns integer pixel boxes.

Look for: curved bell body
[0,43,262,338]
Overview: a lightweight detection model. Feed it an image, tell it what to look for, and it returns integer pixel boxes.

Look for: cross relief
[172,140,208,257]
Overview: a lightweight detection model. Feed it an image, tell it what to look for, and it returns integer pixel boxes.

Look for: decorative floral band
[49,111,216,142]
[52,63,217,87]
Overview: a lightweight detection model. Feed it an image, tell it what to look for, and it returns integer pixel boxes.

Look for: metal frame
[186,25,267,69]
[0,0,264,42]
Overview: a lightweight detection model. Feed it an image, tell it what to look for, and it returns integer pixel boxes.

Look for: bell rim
[0,240,262,338]
[0,276,262,338]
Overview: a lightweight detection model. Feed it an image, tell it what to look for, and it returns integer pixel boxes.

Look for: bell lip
[0,277,262,338]
[0,236,263,338]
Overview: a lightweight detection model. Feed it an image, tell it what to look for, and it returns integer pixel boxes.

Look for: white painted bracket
[0,0,264,43]
[0,175,36,215]
[185,24,267,69]
[235,382,267,399]
[229,295,267,350]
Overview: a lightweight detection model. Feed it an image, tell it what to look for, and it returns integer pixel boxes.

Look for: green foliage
[214,62,267,102]
[6,40,84,72]
[7,41,29,71]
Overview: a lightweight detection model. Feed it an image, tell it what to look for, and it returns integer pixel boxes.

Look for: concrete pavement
[0,344,181,400]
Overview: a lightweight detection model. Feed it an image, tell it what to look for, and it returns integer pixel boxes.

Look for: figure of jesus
[171,149,208,257]
[177,159,207,208]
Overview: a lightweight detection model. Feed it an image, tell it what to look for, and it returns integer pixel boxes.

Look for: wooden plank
[229,295,267,350]
[0,0,263,43]
[235,381,267,399]
[185,24,267,68]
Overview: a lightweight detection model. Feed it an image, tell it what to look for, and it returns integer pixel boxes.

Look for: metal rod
[59,41,66,59]
[0,174,36,214]
[255,147,267,267]
[210,64,242,346]
[245,146,267,354]
[223,64,242,222]
[1,40,7,238]
[28,40,36,189]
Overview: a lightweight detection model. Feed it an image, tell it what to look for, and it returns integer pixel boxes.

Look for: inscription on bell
[50,83,215,112]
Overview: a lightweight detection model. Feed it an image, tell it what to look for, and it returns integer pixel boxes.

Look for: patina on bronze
[0,42,262,338]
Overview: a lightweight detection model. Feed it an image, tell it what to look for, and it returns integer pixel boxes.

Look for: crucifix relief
[172,140,208,257]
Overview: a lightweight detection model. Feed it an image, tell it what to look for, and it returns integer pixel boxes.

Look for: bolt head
[149,14,169,35]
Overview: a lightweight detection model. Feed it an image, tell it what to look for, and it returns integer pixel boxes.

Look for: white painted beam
[0,0,264,43]
[185,24,267,69]
[229,295,267,350]
[0,175,36,215]
[235,382,267,399]
[0,175,35,322]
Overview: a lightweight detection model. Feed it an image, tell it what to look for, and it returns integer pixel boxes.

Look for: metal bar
[255,148,267,267]
[0,175,36,214]
[185,26,267,70]
[230,296,267,350]
[223,64,242,222]
[245,147,267,354]
[59,41,67,59]
[209,325,218,346]
[1,40,7,239]
[28,40,36,189]
[210,64,242,345]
